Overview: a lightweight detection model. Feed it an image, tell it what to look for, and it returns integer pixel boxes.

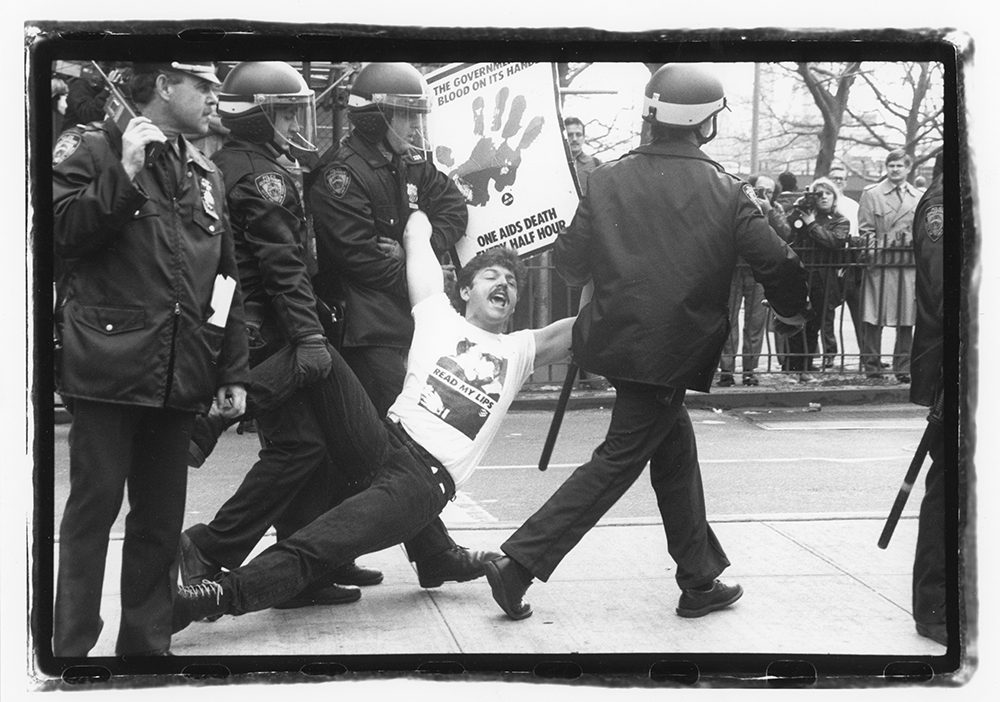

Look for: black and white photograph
[13,3,992,696]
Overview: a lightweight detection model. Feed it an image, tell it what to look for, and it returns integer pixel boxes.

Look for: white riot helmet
[643,63,728,144]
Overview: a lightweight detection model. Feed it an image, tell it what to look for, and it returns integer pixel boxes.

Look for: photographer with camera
[783,178,850,380]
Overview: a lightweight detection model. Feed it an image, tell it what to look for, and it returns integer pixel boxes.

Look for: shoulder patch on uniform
[52,132,82,166]
[925,204,944,242]
[742,183,763,213]
[255,172,287,204]
[325,167,351,198]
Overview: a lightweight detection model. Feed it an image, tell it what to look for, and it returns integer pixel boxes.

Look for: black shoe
[485,556,533,620]
[328,561,384,587]
[866,372,884,379]
[178,532,221,587]
[896,374,911,384]
[742,374,759,386]
[172,578,232,634]
[916,621,947,646]
[187,412,238,468]
[717,374,735,387]
[676,580,743,618]
[273,583,361,609]
[416,546,502,588]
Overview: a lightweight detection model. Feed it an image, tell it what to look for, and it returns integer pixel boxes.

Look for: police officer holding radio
[307,62,501,588]
[177,61,383,611]
[485,64,810,621]
[52,62,248,656]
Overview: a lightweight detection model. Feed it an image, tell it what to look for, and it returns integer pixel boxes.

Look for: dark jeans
[502,381,730,589]
[787,268,839,372]
[913,433,946,628]
[227,348,455,614]
[187,383,355,570]
[719,267,767,375]
[340,344,456,563]
[54,399,193,656]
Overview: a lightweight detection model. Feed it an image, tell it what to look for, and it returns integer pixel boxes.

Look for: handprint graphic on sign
[435,86,545,207]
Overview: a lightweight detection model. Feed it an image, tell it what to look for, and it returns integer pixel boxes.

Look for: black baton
[877,391,944,549]
[539,362,578,472]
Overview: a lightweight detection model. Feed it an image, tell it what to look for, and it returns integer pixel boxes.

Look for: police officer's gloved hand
[293,334,333,386]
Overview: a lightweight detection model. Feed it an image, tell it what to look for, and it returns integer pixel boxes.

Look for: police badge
[326,167,350,198]
[255,173,287,205]
[407,182,419,210]
[52,132,82,166]
[925,204,944,242]
[742,183,763,214]
[200,177,219,219]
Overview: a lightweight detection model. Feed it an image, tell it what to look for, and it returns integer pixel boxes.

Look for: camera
[787,190,820,230]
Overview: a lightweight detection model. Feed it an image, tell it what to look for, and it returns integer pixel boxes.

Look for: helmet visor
[384,105,432,158]
[259,94,318,153]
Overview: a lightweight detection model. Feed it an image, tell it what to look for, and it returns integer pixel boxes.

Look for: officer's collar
[348,132,395,168]
[628,138,722,169]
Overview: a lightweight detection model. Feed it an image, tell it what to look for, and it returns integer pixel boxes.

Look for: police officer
[909,152,947,646]
[307,62,500,588]
[485,64,810,621]
[177,61,383,610]
[52,61,249,656]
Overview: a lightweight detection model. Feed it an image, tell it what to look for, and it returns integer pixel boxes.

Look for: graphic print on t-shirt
[418,338,508,439]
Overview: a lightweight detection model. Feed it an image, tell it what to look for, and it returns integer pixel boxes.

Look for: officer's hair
[886,149,912,167]
[450,247,526,316]
[564,116,585,132]
[649,121,696,142]
[129,69,185,107]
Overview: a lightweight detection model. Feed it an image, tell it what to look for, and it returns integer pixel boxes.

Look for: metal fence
[514,239,917,391]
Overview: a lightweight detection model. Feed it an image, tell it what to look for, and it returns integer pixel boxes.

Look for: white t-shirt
[387,293,536,488]
[839,195,860,238]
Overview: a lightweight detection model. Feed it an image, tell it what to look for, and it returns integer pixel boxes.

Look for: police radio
[91,61,166,161]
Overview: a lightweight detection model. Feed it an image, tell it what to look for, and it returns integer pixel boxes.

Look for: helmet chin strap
[695,116,718,145]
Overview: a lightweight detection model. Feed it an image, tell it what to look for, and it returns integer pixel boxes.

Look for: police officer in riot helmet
[177,61,387,611]
[218,60,320,164]
[307,62,496,589]
[485,63,810,621]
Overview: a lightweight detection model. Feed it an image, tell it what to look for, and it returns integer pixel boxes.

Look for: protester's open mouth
[488,288,509,307]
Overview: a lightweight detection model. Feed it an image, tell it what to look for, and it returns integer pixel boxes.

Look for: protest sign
[426,62,581,266]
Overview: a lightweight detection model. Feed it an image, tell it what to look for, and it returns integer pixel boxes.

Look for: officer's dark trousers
[187,384,348,570]
[502,382,730,588]
[913,435,947,629]
[54,399,192,656]
[341,345,456,563]
[227,348,454,614]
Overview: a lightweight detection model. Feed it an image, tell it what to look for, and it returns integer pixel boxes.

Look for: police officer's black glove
[293,335,333,387]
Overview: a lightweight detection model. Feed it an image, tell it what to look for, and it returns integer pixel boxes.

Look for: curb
[53,387,911,425]
[511,385,911,411]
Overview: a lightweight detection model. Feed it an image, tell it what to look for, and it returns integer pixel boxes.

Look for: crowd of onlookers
[717,154,926,386]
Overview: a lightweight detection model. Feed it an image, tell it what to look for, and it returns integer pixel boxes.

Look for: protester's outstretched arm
[402,210,443,308]
[532,281,590,368]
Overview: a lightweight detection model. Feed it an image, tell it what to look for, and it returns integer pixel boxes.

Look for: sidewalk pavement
[69,511,943,663]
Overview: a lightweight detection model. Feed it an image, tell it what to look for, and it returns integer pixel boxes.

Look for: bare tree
[841,61,944,174]
[791,61,864,178]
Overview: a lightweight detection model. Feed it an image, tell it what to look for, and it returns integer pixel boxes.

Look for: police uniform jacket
[53,118,249,413]
[554,138,809,392]
[909,173,944,407]
[212,137,324,355]
[307,133,468,349]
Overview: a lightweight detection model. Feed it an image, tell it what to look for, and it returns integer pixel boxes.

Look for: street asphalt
[43,377,971,689]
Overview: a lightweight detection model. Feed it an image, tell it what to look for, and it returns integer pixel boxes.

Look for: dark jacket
[910,174,944,407]
[212,137,324,354]
[307,133,468,349]
[788,208,850,268]
[554,138,809,392]
[53,118,249,413]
